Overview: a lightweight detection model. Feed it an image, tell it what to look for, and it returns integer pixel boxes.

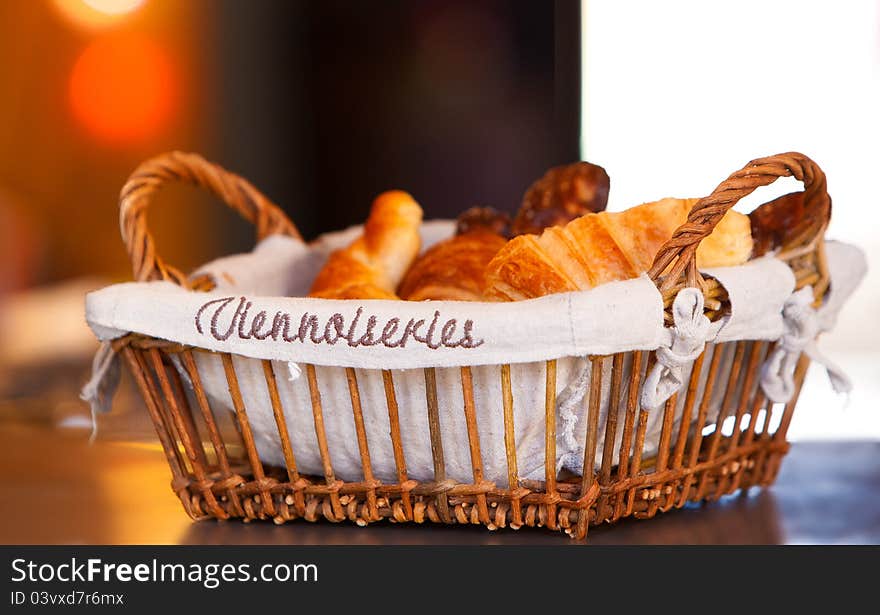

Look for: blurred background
[0,0,877,441]
[0,0,573,435]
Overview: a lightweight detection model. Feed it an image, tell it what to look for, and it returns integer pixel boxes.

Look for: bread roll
[309,190,423,300]
[484,197,752,301]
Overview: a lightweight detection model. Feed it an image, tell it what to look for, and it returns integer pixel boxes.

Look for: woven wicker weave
[112,151,830,538]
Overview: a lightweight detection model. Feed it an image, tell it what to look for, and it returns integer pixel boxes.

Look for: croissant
[397,207,509,301]
[484,197,753,301]
[309,190,423,299]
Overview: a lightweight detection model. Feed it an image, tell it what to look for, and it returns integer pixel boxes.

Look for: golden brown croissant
[398,230,508,301]
[397,206,510,301]
[309,190,423,299]
[484,197,753,301]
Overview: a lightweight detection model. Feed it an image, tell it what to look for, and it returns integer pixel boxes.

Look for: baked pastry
[398,207,509,301]
[484,197,753,301]
[511,161,610,236]
[455,206,512,238]
[749,191,807,257]
[309,190,423,299]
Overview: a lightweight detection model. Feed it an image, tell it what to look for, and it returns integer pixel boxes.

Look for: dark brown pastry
[511,161,610,236]
[455,206,512,238]
[749,191,808,257]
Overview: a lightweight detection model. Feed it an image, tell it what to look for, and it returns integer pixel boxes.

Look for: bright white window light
[581,0,880,440]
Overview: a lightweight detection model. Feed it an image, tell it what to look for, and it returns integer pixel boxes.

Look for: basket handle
[647,152,831,292]
[119,151,302,288]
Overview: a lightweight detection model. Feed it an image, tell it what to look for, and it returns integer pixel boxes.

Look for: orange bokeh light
[69,35,177,144]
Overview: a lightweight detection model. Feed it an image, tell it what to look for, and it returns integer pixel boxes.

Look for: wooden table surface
[1,422,878,545]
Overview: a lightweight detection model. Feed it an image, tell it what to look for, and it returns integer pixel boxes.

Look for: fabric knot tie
[760,286,851,403]
[641,288,717,411]
[79,341,120,443]
[778,287,820,353]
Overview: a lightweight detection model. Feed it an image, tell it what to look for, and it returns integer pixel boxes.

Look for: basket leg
[167,364,210,468]
[381,370,413,521]
[424,367,451,524]
[346,367,380,522]
[262,360,308,519]
[627,352,656,518]
[596,354,625,523]
[148,348,225,519]
[500,364,524,529]
[575,356,604,539]
[304,364,344,521]
[460,366,490,525]
[120,347,194,517]
[543,360,559,531]
[761,355,810,484]
[714,342,767,497]
[661,349,707,512]
[614,350,644,521]
[221,353,277,518]
[676,344,722,508]
[180,350,244,517]
[696,341,747,500]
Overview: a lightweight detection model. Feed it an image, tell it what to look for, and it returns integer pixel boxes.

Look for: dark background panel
[215,0,576,243]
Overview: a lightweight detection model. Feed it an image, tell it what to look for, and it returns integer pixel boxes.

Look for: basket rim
[86,240,868,370]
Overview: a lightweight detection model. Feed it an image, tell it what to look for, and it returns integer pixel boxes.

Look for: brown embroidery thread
[194,296,485,350]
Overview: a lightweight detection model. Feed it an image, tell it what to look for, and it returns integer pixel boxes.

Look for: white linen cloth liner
[84,220,801,369]
[82,220,865,487]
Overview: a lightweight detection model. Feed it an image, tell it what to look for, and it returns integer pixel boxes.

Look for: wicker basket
[111,151,831,539]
